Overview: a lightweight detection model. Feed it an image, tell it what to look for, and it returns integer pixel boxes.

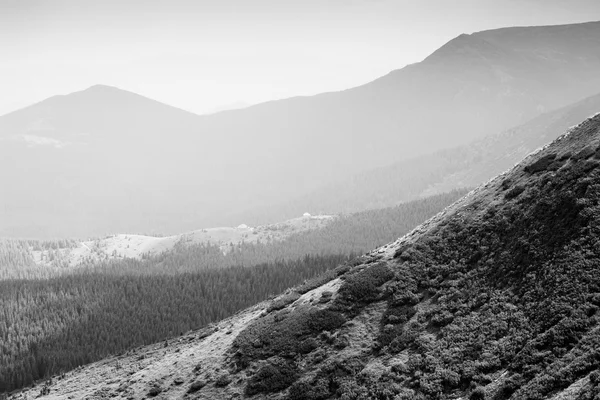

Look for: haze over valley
[2,20,600,238]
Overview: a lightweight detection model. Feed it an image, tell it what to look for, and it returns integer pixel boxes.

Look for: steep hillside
[243,91,600,222]
[2,21,600,238]
[13,113,600,400]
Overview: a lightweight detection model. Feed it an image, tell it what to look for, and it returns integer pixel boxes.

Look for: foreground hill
[241,91,600,222]
[13,113,600,399]
[2,21,600,238]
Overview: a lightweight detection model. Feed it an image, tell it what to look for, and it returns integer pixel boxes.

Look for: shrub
[505,185,525,200]
[319,291,333,303]
[559,151,572,160]
[319,357,366,378]
[492,374,523,400]
[245,359,298,395]
[298,337,319,354]
[233,307,346,364]
[470,386,486,400]
[187,380,206,393]
[524,153,556,173]
[337,263,394,304]
[590,370,600,385]
[306,309,347,332]
[547,158,567,171]
[572,146,595,160]
[335,264,352,276]
[288,379,330,400]
[288,380,315,400]
[377,304,418,350]
[333,334,350,349]
[215,373,232,387]
[193,362,202,373]
[430,309,454,327]
[267,292,301,313]
[173,377,184,385]
[147,385,162,397]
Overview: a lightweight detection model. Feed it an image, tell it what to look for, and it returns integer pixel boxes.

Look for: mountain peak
[72,84,143,100]
[81,84,124,93]
[85,83,117,90]
[422,31,511,64]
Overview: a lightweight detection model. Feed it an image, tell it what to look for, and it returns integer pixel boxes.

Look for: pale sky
[2,0,600,115]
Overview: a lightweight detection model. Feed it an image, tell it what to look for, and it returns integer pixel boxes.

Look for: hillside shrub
[246,359,298,395]
[288,378,330,400]
[524,153,556,174]
[319,291,333,303]
[470,386,486,400]
[298,337,319,354]
[147,385,161,397]
[590,370,600,385]
[505,185,525,200]
[572,146,595,160]
[377,304,417,349]
[233,307,346,365]
[336,263,394,305]
[214,373,232,387]
[187,380,206,393]
[267,292,301,313]
[501,179,512,191]
[547,158,567,171]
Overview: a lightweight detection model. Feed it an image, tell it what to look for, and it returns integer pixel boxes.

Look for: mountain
[14,113,600,399]
[2,21,600,238]
[240,91,600,222]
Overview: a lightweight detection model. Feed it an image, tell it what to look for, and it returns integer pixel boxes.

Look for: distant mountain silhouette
[2,21,600,238]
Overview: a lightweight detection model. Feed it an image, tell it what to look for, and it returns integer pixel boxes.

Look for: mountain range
[13,108,600,400]
[2,20,600,238]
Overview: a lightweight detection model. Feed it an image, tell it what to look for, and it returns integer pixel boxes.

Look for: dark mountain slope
[241,91,600,223]
[13,114,600,399]
[2,21,600,238]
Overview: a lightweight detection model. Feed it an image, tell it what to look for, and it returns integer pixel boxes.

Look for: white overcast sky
[2,0,600,115]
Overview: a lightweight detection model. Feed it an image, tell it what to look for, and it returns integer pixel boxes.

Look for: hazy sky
[2,0,600,115]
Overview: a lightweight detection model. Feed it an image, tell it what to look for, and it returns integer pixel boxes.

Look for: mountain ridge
[3,20,600,238]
